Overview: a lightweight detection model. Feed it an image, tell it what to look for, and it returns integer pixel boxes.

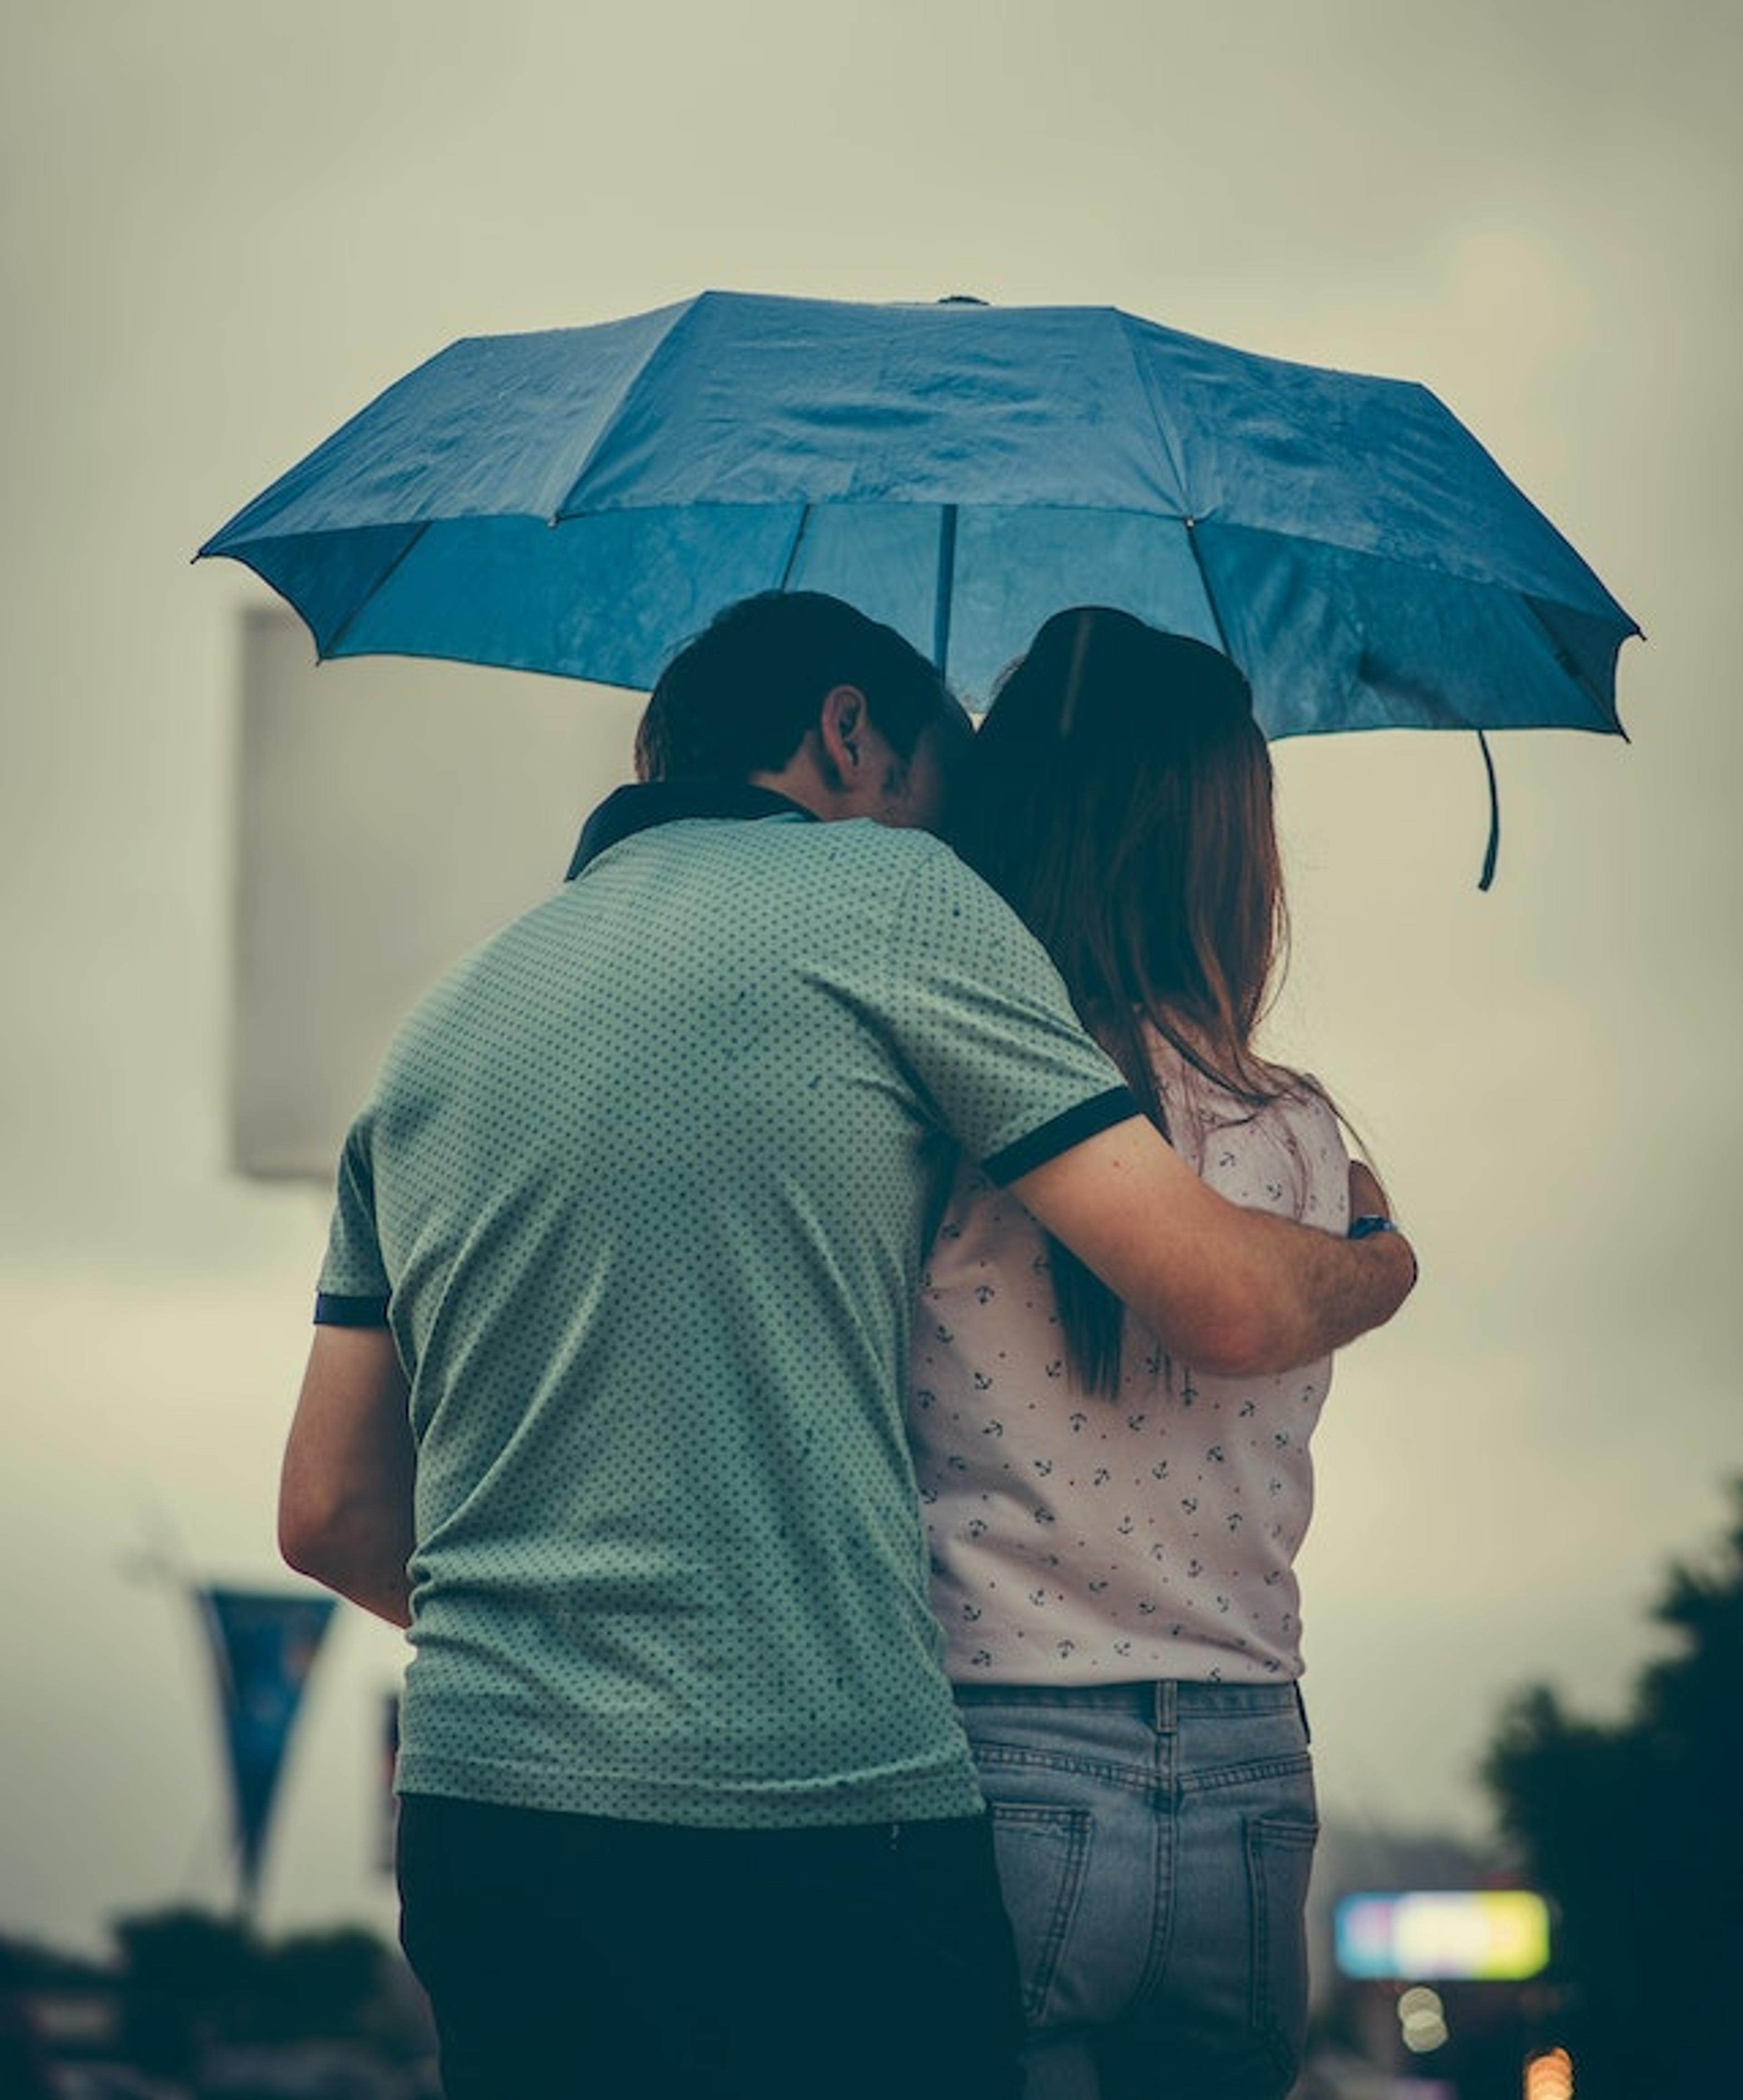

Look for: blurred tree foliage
[112,1907,428,2076]
[1483,1480,1743,2094]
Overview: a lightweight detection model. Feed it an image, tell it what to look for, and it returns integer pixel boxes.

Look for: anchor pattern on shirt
[909,1035,1349,1684]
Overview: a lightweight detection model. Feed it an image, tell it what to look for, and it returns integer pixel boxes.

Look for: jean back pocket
[987,1801,1093,2025]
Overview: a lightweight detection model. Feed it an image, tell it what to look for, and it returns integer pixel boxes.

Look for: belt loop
[1294,1684,1312,1744]
[1152,1681,1177,1733]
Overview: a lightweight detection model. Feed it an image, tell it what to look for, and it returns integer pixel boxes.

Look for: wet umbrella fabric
[199,291,1637,743]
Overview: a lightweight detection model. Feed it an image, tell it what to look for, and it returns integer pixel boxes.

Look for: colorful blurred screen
[1333,1890,1551,1980]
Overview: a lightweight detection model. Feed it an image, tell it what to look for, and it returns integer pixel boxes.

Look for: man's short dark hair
[635,592,960,782]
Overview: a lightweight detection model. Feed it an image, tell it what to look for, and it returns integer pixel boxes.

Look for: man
[281,592,1415,2100]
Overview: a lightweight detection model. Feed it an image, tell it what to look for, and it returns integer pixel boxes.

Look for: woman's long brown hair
[952,607,1295,1393]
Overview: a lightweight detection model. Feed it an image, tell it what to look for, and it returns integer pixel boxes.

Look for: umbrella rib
[1115,310,1194,505]
[1113,318,1237,662]
[932,505,958,673]
[1181,518,1234,658]
[551,296,713,523]
[1520,596,1634,739]
[776,505,814,590]
[321,522,433,659]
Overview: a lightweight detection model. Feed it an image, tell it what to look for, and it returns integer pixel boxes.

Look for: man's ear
[817,684,868,787]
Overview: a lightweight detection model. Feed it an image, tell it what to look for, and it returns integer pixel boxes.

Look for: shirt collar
[565,780,817,880]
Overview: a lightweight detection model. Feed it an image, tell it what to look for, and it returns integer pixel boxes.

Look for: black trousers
[396,1794,1024,2100]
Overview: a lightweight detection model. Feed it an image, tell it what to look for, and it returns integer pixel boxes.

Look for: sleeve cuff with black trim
[983,1087,1141,1185]
[314,1291,391,1328]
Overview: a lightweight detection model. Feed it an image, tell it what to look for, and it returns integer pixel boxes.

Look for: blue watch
[1348,1213,1398,1240]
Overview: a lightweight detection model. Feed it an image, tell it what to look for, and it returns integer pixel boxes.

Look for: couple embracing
[281,590,1414,2100]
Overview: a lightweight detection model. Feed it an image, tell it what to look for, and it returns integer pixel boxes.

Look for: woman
[910,608,1392,2099]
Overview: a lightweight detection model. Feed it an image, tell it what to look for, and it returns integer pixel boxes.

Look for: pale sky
[3,1,1738,1955]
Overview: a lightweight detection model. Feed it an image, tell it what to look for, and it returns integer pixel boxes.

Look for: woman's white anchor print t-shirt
[909,1030,1350,1685]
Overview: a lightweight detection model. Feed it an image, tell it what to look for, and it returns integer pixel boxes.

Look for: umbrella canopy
[199,290,1637,738]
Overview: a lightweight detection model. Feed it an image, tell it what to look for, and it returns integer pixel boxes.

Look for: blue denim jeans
[953,1680,1317,2100]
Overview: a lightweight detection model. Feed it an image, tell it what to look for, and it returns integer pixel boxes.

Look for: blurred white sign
[230,605,642,1181]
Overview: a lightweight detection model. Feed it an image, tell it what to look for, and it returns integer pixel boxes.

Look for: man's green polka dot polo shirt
[318,786,1133,1828]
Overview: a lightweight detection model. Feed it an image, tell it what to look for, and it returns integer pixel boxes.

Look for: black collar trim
[566,781,816,880]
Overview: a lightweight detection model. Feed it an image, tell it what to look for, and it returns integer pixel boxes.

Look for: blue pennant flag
[200,1587,336,1903]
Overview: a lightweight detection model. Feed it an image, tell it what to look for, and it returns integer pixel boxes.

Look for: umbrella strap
[1477,730,1501,892]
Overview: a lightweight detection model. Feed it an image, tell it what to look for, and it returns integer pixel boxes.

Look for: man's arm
[279,1326,416,1628]
[1011,1116,1416,1378]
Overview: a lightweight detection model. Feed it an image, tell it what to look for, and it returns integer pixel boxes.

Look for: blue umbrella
[199,291,1638,869]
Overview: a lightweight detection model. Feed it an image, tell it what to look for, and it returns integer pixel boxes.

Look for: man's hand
[1349,1158,1390,1223]
[1012,1116,1416,1378]
[280,1326,416,1628]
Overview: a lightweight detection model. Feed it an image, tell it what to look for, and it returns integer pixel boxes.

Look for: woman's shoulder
[1139,1025,1348,1213]
[922,1154,1046,1296]
[1137,1024,1305,1112]
[1139,1021,1330,1113]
